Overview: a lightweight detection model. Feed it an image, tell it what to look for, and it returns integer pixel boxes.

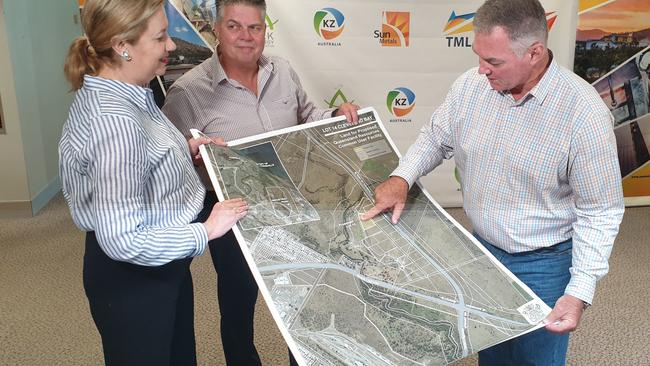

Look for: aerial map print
[194,108,551,366]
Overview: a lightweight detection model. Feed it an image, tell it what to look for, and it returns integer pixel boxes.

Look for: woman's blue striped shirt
[59,75,207,266]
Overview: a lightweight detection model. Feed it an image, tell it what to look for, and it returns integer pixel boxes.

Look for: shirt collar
[211,52,228,86]
[525,51,558,106]
[82,75,150,111]
[210,52,275,89]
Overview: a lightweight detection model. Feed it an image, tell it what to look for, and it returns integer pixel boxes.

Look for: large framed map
[193,108,551,365]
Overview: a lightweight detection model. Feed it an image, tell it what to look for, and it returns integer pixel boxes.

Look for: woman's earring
[121,49,132,62]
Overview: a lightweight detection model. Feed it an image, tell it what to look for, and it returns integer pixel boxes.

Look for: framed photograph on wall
[574,0,650,206]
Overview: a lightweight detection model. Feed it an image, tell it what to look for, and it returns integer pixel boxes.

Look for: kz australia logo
[314,7,345,46]
[387,87,415,122]
[443,10,558,48]
[265,14,278,47]
[373,11,410,47]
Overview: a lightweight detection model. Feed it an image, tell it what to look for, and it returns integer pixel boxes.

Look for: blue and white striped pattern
[393,58,625,303]
[59,75,208,266]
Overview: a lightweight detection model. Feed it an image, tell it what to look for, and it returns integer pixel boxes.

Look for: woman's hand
[203,198,248,240]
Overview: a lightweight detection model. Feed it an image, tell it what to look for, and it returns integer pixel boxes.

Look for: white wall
[0,0,81,216]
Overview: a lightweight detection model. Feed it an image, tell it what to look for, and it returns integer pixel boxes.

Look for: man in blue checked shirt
[362,0,624,365]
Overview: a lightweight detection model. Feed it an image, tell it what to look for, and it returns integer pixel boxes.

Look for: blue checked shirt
[393,58,624,304]
[59,75,208,266]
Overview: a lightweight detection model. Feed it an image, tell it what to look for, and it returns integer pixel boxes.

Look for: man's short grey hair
[473,0,548,57]
[214,0,266,25]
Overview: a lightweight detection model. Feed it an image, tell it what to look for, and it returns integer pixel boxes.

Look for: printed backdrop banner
[267,0,579,206]
[574,0,650,206]
[163,0,578,207]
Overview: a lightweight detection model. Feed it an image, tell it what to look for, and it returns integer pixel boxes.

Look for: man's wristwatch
[582,301,591,310]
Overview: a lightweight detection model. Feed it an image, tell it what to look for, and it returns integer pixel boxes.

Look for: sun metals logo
[314,8,345,45]
[387,87,415,121]
[373,11,410,47]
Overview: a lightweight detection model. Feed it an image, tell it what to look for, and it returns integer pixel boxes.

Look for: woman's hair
[64,0,164,90]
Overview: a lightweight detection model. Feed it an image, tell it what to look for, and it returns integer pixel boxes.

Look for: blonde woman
[59,0,247,364]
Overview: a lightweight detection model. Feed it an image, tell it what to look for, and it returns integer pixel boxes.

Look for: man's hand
[334,102,360,123]
[543,294,586,334]
[187,136,227,167]
[361,176,409,224]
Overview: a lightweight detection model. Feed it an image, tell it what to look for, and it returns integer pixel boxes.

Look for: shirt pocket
[504,141,565,195]
[264,95,299,128]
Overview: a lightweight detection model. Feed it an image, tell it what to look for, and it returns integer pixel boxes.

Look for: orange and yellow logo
[443,11,476,36]
[374,11,410,47]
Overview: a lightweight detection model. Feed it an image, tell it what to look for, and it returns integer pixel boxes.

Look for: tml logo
[443,11,475,48]
[545,12,558,30]
[443,10,558,48]
[314,8,345,45]
[387,87,416,121]
[373,11,410,47]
